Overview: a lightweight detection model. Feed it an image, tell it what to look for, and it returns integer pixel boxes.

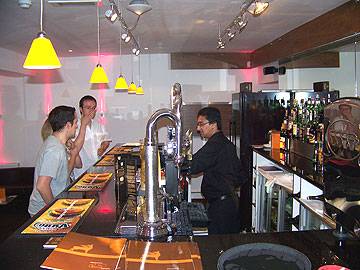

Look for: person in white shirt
[73,95,111,179]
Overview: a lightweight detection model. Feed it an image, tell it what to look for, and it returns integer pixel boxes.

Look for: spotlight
[105,5,118,23]
[121,33,131,43]
[227,29,236,41]
[248,1,269,16]
[236,16,248,30]
[127,0,152,16]
[132,47,140,56]
[18,0,32,8]
[217,39,225,49]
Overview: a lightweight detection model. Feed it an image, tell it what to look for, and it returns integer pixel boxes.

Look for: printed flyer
[69,172,113,192]
[95,155,115,166]
[22,199,94,234]
[41,232,203,270]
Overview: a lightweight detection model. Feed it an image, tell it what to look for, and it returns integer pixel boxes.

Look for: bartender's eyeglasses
[196,121,210,127]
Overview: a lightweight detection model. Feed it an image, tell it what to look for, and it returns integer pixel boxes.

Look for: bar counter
[253,147,325,189]
[0,150,359,269]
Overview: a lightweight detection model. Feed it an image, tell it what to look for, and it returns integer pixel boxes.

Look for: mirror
[277,33,360,236]
[278,33,360,98]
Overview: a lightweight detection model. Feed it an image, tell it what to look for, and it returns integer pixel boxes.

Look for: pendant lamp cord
[131,54,134,82]
[97,3,100,64]
[355,40,358,97]
[118,0,122,74]
[138,37,141,86]
[40,0,43,32]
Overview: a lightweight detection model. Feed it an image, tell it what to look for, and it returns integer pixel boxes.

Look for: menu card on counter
[125,240,203,270]
[95,155,115,166]
[69,173,113,192]
[107,146,140,155]
[41,232,203,270]
[41,232,127,270]
[22,199,94,235]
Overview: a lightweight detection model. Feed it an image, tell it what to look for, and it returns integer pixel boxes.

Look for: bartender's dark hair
[198,107,222,130]
[48,106,76,132]
[79,95,97,108]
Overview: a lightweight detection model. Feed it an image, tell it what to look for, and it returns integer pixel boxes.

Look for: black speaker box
[263,66,278,75]
[240,82,252,92]
[313,81,329,92]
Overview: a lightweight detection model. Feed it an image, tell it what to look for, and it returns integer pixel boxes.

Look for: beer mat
[125,240,203,270]
[41,232,127,270]
[41,232,202,270]
[69,173,113,192]
[95,155,115,166]
[22,199,94,234]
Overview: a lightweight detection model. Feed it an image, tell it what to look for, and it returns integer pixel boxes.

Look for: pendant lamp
[128,55,137,94]
[89,3,109,84]
[23,0,61,69]
[115,8,128,91]
[136,85,144,95]
[128,81,137,94]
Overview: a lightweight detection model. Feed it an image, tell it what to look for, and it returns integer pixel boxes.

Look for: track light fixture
[132,47,140,56]
[105,4,118,23]
[217,0,269,49]
[248,1,269,16]
[127,0,152,16]
[106,0,151,55]
[217,24,225,50]
[121,32,131,43]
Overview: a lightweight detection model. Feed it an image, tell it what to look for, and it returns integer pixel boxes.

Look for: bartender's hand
[97,140,111,156]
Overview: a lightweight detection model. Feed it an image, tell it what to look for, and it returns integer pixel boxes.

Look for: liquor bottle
[280,119,288,151]
[314,123,324,172]
[292,99,299,139]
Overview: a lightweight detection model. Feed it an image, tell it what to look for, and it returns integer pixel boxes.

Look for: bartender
[190,107,245,234]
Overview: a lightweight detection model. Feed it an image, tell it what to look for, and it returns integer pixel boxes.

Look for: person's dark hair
[48,106,76,132]
[79,95,97,108]
[197,107,222,130]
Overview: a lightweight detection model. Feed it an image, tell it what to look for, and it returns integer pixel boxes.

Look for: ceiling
[0,0,350,57]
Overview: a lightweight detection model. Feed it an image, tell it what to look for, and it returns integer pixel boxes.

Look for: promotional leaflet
[69,173,113,192]
[41,232,203,270]
[95,155,115,166]
[22,199,94,234]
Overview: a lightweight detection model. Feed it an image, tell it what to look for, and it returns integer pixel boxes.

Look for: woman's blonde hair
[41,118,53,141]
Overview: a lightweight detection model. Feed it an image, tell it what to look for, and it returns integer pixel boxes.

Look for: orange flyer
[41,232,203,270]
[96,155,115,166]
[41,232,127,270]
[22,199,94,234]
[69,172,113,191]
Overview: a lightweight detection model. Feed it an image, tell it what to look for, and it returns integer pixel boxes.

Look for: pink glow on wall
[239,68,255,82]
[43,71,53,115]
[238,50,255,54]
[98,90,107,126]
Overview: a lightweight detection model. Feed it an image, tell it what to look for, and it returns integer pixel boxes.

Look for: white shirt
[73,118,107,179]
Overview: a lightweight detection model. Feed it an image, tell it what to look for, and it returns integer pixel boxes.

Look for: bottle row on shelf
[279,93,332,169]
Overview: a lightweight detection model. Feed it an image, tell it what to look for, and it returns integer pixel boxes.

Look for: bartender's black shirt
[190,131,244,201]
